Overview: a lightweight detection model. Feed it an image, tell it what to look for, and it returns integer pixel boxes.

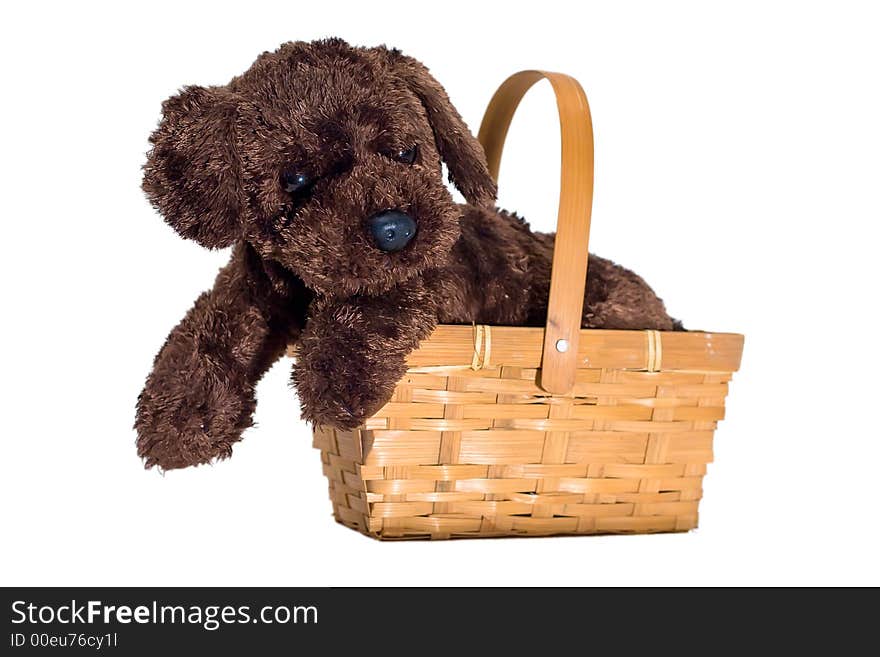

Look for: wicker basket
[308,71,744,540]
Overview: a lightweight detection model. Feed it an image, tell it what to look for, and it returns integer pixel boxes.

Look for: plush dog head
[143,39,496,296]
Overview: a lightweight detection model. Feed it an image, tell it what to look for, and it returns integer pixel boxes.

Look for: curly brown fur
[437,206,677,330]
[137,38,678,470]
[135,244,310,468]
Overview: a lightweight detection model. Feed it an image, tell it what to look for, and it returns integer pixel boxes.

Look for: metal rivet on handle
[555,339,569,353]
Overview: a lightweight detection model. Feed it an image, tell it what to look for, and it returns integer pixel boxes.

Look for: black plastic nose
[369,210,417,252]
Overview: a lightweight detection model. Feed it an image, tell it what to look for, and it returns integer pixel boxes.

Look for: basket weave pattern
[311,326,742,539]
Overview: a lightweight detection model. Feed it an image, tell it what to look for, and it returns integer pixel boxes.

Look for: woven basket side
[313,427,371,535]
[311,327,742,540]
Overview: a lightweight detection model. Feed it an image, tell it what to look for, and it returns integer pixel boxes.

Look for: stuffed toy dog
[136,38,678,470]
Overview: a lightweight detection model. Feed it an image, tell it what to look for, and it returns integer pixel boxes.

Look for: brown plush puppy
[137,38,677,470]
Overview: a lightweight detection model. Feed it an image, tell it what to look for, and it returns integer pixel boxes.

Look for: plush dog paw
[135,380,255,470]
[292,352,400,430]
[295,372,392,430]
[299,393,371,430]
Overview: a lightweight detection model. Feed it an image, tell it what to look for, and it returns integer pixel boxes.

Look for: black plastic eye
[282,170,311,194]
[392,145,418,165]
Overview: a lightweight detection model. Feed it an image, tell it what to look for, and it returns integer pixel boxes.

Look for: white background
[1,0,878,586]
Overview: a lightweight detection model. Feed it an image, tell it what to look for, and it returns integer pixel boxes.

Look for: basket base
[321,445,701,541]
[330,505,697,541]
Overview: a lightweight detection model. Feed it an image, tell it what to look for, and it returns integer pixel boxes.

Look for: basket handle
[477,70,594,394]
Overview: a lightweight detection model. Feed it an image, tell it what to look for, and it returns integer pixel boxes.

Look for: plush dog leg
[293,276,441,429]
[135,248,302,469]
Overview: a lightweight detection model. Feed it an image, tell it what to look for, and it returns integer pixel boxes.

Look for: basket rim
[430,324,744,337]
[409,325,743,373]
[288,325,744,374]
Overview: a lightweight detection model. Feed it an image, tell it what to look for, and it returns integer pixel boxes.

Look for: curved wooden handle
[477,71,594,394]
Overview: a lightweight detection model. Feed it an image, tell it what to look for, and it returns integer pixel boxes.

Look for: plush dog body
[136,39,677,470]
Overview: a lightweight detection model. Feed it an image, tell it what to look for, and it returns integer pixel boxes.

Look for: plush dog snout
[369,210,417,252]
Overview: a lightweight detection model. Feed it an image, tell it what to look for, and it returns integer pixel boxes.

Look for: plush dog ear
[390,53,497,208]
[143,85,243,249]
